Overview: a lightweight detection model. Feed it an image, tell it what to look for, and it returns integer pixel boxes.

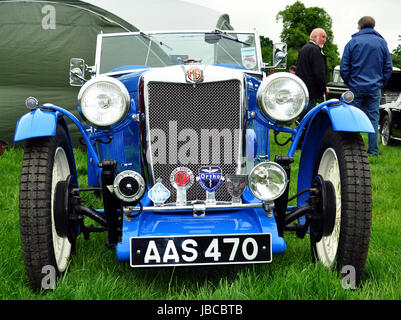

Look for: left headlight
[248,161,288,202]
[256,72,308,123]
[78,76,130,127]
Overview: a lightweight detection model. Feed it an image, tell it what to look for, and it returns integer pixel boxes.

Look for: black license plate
[130,233,272,267]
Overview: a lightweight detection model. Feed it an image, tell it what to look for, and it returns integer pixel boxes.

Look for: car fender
[324,103,374,133]
[296,103,374,210]
[14,108,78,184]
[14,108,58,142]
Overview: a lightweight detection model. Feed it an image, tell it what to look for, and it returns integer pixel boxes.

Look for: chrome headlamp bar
[124,202,265,219]
[134,161,287,212]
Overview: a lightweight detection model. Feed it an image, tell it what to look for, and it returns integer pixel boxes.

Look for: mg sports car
[14,30,374,291]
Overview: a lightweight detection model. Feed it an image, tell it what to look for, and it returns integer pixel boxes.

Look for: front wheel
[19,125,76,291]
[311,128,372,285]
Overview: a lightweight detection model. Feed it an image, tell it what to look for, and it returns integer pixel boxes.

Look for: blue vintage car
[15,30,374,291]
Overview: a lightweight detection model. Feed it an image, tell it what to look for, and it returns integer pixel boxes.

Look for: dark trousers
[351,90,381,155]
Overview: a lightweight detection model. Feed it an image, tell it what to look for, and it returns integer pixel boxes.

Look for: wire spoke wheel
[311,128,372,285]
[19,126,76,291]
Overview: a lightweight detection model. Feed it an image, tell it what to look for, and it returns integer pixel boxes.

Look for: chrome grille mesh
[146,80,242,203]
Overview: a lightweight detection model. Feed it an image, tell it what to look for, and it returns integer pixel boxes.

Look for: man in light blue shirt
[341,16,392,156]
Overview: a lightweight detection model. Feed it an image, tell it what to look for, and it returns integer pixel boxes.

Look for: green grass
[1,135,401,300]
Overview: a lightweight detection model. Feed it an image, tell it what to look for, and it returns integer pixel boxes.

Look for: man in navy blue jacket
[340,16,393,156]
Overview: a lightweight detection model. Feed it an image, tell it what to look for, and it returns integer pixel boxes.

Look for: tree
[391,35,401,68]
[260,35,273,65]
[276,1,340,73]
[393,36,401,56]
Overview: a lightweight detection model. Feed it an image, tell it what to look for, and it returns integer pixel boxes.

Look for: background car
[327,66,401,102]
[326,65,349,100]
[380,91,401,146]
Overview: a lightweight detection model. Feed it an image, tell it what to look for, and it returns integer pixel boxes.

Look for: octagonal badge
[186,66,203,83]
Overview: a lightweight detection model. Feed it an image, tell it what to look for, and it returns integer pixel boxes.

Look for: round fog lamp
[248,162,288,201]
[113,170,145,202]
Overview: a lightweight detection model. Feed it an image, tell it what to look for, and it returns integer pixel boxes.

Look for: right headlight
[256,72,309,123]
[78,76,130,127]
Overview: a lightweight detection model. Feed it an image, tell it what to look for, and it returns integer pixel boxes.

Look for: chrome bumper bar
[124,201,273,217]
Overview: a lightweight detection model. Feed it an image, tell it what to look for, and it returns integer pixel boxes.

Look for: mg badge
[186,66,203,83]
[170,167,194,206]
[226,174,248,204]
[197,166,224,205]
[148,179,170,206]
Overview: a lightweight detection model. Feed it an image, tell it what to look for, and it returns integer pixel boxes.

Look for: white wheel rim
[315,148,341,267]
[51,147,72,272]
[381,120,389,145]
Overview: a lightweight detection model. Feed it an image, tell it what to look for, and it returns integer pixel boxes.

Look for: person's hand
[326,87,330,95]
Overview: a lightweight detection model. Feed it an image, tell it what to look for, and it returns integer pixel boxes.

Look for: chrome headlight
[78,76,130,127]
[257,72,308,123]
[248,161,288,201]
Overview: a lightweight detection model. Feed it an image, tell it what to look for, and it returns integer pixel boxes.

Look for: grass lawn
[0,134,401,300]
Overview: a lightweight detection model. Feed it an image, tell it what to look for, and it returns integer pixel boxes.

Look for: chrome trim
[102,68,150,78]
[124,201,263,213]
[253,28,265,78]
[99,29,261,38]
[94,33,103,76]
[94,30,263,76]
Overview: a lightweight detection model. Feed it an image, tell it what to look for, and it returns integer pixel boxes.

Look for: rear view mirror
[69,58,86,86]
[273,43,287,70]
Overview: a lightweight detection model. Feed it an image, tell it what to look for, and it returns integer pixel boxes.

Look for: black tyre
[380,115,393,146]
[19,125,76,291]
[311,127,372,285]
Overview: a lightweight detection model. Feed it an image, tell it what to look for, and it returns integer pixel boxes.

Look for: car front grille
[146,80,243,203]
